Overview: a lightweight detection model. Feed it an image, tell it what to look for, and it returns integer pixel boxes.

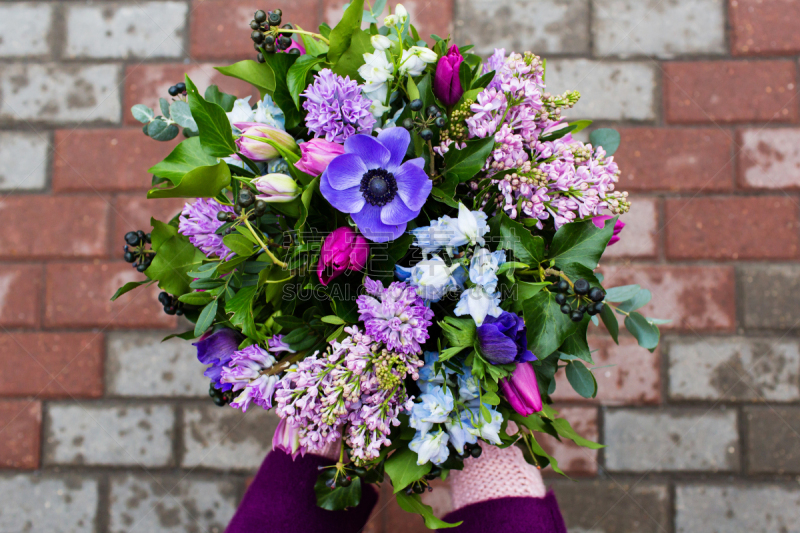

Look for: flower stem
[276,28,330,45]
[243,217,288,268]
[543,268,574,289]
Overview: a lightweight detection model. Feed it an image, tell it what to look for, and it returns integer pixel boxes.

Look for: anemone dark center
[360,168,397,207]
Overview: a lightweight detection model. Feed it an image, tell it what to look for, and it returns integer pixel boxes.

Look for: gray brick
[593,0,726,58]
[0,474,98,533]
[0,131,49,190]
[746,406,800,474]
[182,405,279,470]
[109,474,237,533]
[0,64,121,123]
[669,338,800,401]
[551,480,669,533]
[604,409,739,472]
[107,332,208,398]
[676,485,800,533]
[455,0,590,56]
[44,403,175,467]
[0,3,52,58]
[65,2,188,59]
[741,265,800,329]
[543,60,657,120]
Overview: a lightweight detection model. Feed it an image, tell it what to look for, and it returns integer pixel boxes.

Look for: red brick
[539,406,599,476]
[0,333,103,398]
[0,400,41,469]
[737,128,800,189]
[323,0,454,44]
[0,196,110,260]
[615,128,734,192]
[123,63,259,126]
[0,265,42,328]
[663,61,798,124]
[598,265,736,331]
[112,194,186,255]
[730,0,800,56]
[52,129,178,193]
[553,336,661,405]
[190,0,323,60]
[665,196,799,260]
[602,197,659,260]
[45,261,177,329]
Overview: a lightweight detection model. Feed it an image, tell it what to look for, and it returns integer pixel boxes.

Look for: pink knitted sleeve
[448,438,546,510]
[312,439,342,461]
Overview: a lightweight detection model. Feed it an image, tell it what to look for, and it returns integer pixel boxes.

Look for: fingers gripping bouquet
[115,1,665,528]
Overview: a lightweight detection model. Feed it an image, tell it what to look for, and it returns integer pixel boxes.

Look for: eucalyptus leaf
[617,289,651,313]
[589,128,621,156]
[624,312,660,351]
[131,104,154,124]
[599,302,619,344]
[604,284,641,302]
[147,119,179,141]
[169,100,197,130]
[565,360,597,399]
[159,97,171,118]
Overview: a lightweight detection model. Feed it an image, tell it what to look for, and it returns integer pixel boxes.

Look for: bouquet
[113,1,664,528]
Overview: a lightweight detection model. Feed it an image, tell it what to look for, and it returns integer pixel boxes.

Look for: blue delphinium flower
[446,410,478,453]
[411,203,489,255]
[395,255,467,302]
[457,366,481,405]
[455,247,507,325]
[467,405,504,445]
[410,430,450,466]
[409,385,455,436]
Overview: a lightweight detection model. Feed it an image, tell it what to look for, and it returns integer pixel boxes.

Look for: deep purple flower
[320,128,432,242]
[434,45,465,106]
[179,198,235,259]
[317,227,369,286]
[477,311,536,365]
[302,69,376,143]
[499,362,542,416]
[194,328,242,391]
[593,215,625,246]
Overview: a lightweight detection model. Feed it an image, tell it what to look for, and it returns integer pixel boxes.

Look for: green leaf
[571,119,593,133]
[131,104,154,124]
[443,137,496,184]
[440,317,476,347]
[332,29,373,82]
[589,128,621,156]
[185,76,237,157]
[263,53,303,130]
[509,281,549,313]
[523,291,580,359]
[488,211,545,266]
[194,299,218,336]
[111,280,150,301]
[178,291,215,306]
[551,418,604,449]
[395,493,462,529]
[370,234,413,283]
[559,319,592,364]
[407,76,420,101]
[159,97,171,118]
[222,234,255,257]
[147,119,179,141]
[300,30,329,57]
[226,286,259,339]
[385,448,431,493]
[548,217,616,270]
[288,55,324,108]
[144,234,203,296]
[328,0,365,64]
[431,186,458,208]
[295,177,320,232]
[149,217,178,251]
[147,161,231,199]
[559,263,601,289]
[565,360,597,399]
[204,85,237,112]
[215,61,276,98]
[147,137,218,184]
[321,315,346,325]
[604,284,641,302]
[617,289,651,313]
[439,345,468,362]
[625,312,660,351]
[599,302,619,344]
[315,472,362,511]
[169,100,197,131]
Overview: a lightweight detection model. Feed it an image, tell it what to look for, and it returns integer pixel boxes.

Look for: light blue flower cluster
[454,247,507,326]
[410,203,489,256]
[408,352,503,466]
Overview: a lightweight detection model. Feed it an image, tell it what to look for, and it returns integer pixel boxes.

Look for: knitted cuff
[449,440,546,511]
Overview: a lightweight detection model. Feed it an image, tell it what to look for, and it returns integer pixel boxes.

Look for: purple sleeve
[225,450,378,533]
[442,492,567,533]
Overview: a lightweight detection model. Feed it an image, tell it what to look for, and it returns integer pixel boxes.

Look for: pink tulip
[433,45,464,107]
[593,215,626,247]
[317,227,369,286]
[296,138,345,176]
[499,362,543,416]
[234,123,297,162]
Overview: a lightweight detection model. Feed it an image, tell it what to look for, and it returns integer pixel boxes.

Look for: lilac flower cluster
[463,49,629,229]
[179,198,235,259]
[274,327,422,463]
[357,277,435,355]
[302,69,376,143]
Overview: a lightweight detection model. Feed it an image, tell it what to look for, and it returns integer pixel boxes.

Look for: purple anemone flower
[476,311,537,365]
[193,328,242,391]
[320,128,432,242]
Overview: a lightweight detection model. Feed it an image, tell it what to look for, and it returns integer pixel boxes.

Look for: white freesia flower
[383,14,398,27]
[455,285,502,326]
[359,51,394,103]
[399,49,427,77]
[366,96,391,118]
[371,34,392,51]
[410,45,437,64]
[395,4,409,24]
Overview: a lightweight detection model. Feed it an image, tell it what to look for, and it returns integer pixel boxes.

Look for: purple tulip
[296,138,345,176]
[500,362,543,416]
[593,215,625,247]
[234,123,297,162]
[193,328,242,391]
[433,45,464,107]
[273,418,305,460]
[319,127,432,243]
[317,227,369,286]
[476,311,537,365]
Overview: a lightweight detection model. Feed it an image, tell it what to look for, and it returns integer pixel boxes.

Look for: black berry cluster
[123,231,153,272]
[249,9,299,63]
[550,278,605,322]
[158,291,185,316]
[402,99,447,141]
[167,82,186,97]
[209,383,233,406]
[216,189,268,229]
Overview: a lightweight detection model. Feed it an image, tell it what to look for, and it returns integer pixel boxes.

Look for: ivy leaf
[149,217,178,251]
[204,85,237,112]
[548,217,616,270]
[332,29,373,82]
[147,161,231,199]
[314,469,362,511]
[523,291,580,359]
[226,286,259,339]
[385,448,431,493]
[185,76,237,157]
[327,0,364,64]
[110,280,151,301]
[443,137,496,184]
[144,234,204,296]
[287,55,324,108]
[624,312,660,351]
[508,281,549,313]
[489,211,545,267]
[395,492,462,529]
[147,137,217,184]
[589,128,621,156]
[215,61,276,98]
[559,318,592,364]
[263,53,302,129]
[565,360,597,399]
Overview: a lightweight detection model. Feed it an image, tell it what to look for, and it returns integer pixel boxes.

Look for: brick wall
[0,0,799,531]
